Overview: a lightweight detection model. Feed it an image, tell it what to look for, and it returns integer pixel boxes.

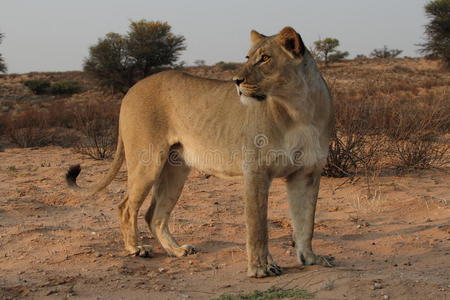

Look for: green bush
[24,80,51,95]
[48,81,82,95]
[24,80,82,95]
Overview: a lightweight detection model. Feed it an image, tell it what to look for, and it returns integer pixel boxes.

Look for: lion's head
[233,27,308,105]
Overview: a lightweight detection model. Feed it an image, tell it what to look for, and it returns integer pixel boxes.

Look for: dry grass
[322,59,449,176]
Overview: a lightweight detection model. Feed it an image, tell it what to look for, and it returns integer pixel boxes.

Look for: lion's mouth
[238,90,267,102]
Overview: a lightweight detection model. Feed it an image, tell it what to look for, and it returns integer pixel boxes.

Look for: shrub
[370,46,403,58]
[73,102,119,160]
[48,81,82,95]
[329,50,350,63]
[24,80,51,95]
[389,139,448,169]
[5,108,51,147]
[23,80,82,96]
[84,20,186,93]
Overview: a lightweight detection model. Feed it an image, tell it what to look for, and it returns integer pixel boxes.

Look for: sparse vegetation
[84,20,186,93]
[1,57,448,169]
[323,66,449,177]
[216,61,239,70]
[370,46,403,58]
[420,0,450,67]
[211,286,313,300]
[2,100,118,154]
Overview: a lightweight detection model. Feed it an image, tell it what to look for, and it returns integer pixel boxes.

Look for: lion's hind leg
[118,148,167,257]
[146,155,195,257]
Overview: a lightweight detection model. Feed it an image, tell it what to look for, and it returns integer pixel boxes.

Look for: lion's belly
[180,143,321,179]
[181,147,244,179]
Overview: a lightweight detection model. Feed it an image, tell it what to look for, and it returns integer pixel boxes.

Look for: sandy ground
[0,146,449,300]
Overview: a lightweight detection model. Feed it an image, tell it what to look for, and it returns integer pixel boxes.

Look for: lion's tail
[66,131,124,195]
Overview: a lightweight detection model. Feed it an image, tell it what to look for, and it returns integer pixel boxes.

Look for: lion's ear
[250,30,266,45]
[276,27,305,58]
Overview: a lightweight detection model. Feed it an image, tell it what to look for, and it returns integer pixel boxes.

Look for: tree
[329,50,350,63]
[370,46,403,58]
[314,38,348,66]
[0,32,7,73]
[84,20,186,93]
[420,0,450,67]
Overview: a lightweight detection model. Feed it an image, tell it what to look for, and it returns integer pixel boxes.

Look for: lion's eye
[245,56,249,60]
[261,55,270,62]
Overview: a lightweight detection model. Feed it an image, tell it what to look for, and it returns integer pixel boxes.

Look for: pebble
[158,267,166,273]
[383,295,389,300]
[373,282,382,290]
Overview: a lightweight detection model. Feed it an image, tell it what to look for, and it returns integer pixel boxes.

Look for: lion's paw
[131,245,153,258]
[300,253,335,267]
[171,244,198,257]
[247,262,283,278]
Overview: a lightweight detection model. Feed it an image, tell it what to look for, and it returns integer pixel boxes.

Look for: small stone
[383,295,389,300]
[188,260,193,265]
[373,282,382,289]
[158,267,166,273]
[356,225,362,229]
[95,253,102,258]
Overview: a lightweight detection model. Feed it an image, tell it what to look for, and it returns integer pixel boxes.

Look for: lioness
[66,27,334,277]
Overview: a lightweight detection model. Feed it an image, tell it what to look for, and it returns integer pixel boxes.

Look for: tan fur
[67,27,334,277]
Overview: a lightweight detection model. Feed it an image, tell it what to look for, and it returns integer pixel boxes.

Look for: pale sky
[0,0,429,74]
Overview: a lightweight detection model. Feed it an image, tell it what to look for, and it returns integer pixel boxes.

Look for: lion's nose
[233,77,244,86]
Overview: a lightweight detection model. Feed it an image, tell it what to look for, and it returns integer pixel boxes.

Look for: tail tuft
[66,164,81,187]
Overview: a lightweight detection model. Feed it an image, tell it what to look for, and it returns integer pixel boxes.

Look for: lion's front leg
[244,172,282,278]
[286,169,335,267]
